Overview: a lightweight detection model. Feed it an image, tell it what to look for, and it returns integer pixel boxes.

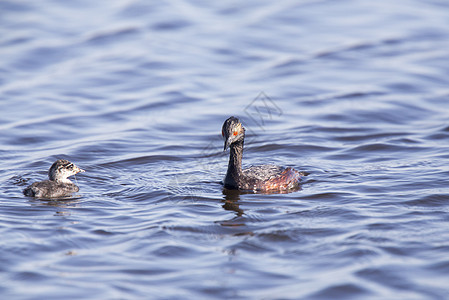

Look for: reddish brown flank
[257,168,302,192]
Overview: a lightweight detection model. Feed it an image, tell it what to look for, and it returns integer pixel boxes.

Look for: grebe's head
[49,159,85,182]
[222,116,245,150]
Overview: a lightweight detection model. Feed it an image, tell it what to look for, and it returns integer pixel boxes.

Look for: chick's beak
[76,167,85,173]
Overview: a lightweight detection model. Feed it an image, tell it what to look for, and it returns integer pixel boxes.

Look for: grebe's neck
[225,140,244,187]
[53,177,73,184]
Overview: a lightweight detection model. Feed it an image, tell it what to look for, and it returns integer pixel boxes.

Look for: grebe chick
[23,159,85,198]
[222,116,302,192]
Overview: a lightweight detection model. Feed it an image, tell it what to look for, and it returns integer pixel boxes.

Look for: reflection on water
[28,198,81,209]
[1,0,449,299]
[222,189,244,217]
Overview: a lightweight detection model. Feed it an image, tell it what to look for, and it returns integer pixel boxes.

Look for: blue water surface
[1,0,449,299]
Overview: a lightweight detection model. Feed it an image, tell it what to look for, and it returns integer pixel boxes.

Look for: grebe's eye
[221,129,224,137]
[233,131,238,136]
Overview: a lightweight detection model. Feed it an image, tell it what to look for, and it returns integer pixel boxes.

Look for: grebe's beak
[75,166,85,173]
[224,137,232,151]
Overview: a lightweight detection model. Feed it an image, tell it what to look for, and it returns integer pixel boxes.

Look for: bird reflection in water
[28,197,81,217]
[222,188,244,216]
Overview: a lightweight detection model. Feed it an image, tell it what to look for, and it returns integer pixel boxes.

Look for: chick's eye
[233,131,238,136]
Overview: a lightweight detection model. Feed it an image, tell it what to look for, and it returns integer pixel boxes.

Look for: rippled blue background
[1,0,449,299]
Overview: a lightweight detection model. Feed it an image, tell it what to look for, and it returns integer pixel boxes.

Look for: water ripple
[1,0,449,299]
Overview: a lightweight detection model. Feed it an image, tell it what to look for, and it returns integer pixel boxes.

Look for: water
[1,0,449,299]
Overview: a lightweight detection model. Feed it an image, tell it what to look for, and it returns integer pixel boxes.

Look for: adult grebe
[222,116,302,192]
